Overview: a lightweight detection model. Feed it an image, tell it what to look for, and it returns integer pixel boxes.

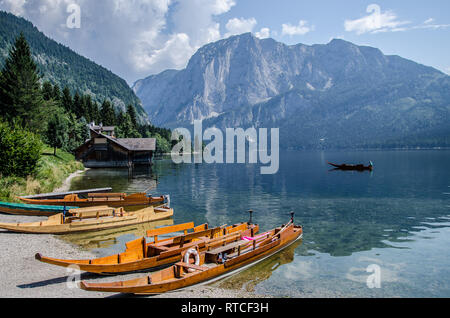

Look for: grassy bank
[0,146,84,202]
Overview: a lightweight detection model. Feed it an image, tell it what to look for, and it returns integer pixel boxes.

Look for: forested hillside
[0,11,148,123]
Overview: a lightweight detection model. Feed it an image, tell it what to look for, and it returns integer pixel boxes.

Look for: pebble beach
[0,213,267,298]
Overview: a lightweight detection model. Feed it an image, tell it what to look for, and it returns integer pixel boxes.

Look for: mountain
[0,11,149,124]
[133,33,450,149]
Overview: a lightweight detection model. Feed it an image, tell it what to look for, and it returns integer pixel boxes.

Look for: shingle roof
[117,138,156,151]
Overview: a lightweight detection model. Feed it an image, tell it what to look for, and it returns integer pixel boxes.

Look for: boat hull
[36,224,258,274]
[0,201,77,216]
[80,224,302,294]
[328,162,373,171]
[0,207,173,235]
[19,197,165,208]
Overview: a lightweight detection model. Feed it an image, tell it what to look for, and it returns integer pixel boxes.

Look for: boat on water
[328,161,373,171]
[0,205,173,234]
[36,221,259,274]
[80,218,302,294]
[0,201,78,217]
[19,192,167,208]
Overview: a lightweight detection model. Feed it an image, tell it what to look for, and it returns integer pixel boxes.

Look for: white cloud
[424,18,434,24]
[281,20,314,36]
[344,4,410,34]
[255,27,270,39]
[224,17,257,37]
[445,67,450,75]
[0,0,238,83]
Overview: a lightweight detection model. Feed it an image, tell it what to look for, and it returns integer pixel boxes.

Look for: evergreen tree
[116,113,141,138]
[100,100,116,125]
[126,104,138,128]
[52,84,61,101]
[89,101,100,124]
[42,81,53,101]
[61,86,73,113]
[82,95,93,122]
[0,33,43,129]
[72,91,82,118]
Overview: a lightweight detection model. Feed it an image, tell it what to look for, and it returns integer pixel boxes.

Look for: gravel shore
[0,213,266,298]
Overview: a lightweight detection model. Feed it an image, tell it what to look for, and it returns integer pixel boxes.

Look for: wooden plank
[172,228,219,245]
[21,188,113,199]
[224,240,280,268]
[88,193,126,198]
[206,240,248,256]
[174,262,207,271]
[147,222,195,238]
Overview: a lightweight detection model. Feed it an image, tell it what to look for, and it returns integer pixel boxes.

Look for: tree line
[0,33,173,178]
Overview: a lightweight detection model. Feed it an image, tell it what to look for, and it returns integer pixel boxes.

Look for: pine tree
[82,94,93,122]
[126,104,138,128]
[72,91,82,118]
[61,86,73,113]
[52,84,61,101]
[116,113,141,138]
[0,33,43,129]
[89,101,100,124]
[100,100,116,126]
[42,81,53,101]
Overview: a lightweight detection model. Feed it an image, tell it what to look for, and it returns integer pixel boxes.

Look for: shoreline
[53,168,89,193]
[0,170,265,298]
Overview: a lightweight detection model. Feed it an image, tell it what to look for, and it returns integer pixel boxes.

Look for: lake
[68,149,450,297]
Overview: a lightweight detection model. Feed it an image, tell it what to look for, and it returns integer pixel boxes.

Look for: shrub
[0,121,43,177]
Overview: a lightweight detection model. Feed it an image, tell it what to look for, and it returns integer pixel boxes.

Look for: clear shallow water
[68,150,450,297]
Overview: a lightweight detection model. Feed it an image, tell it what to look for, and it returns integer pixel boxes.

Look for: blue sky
[1,0,449,83]
[216,0,450,74]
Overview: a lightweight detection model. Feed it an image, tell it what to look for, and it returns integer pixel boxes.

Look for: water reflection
[60,219,173,251]
[67,150,450,296]
[213,239,302,292]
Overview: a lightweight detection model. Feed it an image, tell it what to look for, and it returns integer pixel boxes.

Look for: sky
[0,0,449,85]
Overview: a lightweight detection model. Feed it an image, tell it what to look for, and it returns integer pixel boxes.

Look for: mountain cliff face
[0,11,149,124]
[133,33,450,148]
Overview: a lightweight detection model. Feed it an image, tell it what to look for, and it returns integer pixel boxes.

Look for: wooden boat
[0,201,78,216]
[19,192,166,208]
[20,188,112,200]
[58,219,175,250]
[80,219,302,294]
[0,205,173,234]
[328,161,373,171]
[36,221,259,274]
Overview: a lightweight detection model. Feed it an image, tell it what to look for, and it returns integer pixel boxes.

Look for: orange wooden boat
[36,221,259,274]
[0,205,173,234]
[80,218,302,294]
[19,192,166,208]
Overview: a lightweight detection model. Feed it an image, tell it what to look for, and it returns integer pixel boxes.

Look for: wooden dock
[21,188,113,200]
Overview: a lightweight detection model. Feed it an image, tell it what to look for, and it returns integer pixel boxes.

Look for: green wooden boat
[0,201,78,217]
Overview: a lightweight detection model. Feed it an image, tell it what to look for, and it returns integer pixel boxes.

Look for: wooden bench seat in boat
[174,262,208,277]
[88,193,126,198]
[147,222,202,243]
[205,240,252,263]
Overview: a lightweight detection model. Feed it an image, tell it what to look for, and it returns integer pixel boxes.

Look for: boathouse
[75,123,156,168]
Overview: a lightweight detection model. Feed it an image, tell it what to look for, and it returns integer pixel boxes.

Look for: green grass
[0,146,84,202]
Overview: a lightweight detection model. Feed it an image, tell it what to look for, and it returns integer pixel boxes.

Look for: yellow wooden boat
[19,192,166,208]
[36,222,259,274]
[0,205,173,234]
[80,220,302,294]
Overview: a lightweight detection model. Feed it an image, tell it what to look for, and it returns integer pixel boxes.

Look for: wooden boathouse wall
[75,128,156,168]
